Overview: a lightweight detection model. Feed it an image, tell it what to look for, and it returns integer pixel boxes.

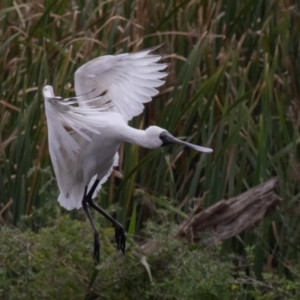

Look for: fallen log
[140,178,281,254]
[176,178,281,247]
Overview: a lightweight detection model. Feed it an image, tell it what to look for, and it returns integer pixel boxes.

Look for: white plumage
[43,47,213,259]
[44,48,175,210]
[74,49,166,121]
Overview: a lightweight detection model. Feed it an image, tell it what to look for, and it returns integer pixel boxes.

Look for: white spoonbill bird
[43,47,213,262]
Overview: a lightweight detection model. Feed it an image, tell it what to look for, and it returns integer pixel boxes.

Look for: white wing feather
[74,47,167,121]
[44,96,107,208]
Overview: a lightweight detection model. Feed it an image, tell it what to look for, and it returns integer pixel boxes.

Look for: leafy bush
[0,213,236,300]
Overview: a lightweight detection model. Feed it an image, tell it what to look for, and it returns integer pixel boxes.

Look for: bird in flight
[43,47,213,262]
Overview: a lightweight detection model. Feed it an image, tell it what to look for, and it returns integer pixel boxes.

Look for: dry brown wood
[176,178,281,247]
[140,178,281,254]
[0,198,13,225]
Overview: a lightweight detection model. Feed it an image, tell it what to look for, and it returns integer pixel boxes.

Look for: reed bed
[1,0,300,296]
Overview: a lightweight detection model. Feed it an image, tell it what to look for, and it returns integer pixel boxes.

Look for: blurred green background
[1,0,300,298]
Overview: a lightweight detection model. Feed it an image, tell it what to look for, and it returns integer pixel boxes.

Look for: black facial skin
[159,131,173,147]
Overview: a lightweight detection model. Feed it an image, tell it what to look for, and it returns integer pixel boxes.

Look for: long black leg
[81,186,100,263]
[86,179,126,254]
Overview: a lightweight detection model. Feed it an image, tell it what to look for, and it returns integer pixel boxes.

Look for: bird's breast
[80,132,121,183]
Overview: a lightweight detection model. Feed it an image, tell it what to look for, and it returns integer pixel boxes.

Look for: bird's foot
[93,231,100,263]
[115,223,126,254]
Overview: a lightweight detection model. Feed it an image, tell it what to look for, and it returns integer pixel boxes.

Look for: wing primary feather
[74,46,167,121]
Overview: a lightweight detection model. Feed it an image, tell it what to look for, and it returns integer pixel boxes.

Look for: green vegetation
[1,0,300,298]
[0,210,236,299]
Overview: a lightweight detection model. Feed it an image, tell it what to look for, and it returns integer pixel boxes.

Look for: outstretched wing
[44,97,105,171]
[44,96,107,206]
[74,46,167,121]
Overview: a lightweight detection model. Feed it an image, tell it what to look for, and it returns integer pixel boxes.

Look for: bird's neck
[122,127,157,149]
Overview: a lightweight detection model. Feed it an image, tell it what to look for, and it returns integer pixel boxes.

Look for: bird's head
[43,85,55,99]
[145,126,213,153]
[144,126,167,148]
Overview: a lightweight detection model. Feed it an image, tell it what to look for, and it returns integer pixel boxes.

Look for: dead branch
[0,199,13,225]
[176,178,281,247]
[140,178,281,254]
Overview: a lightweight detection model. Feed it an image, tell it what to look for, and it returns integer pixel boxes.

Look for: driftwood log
[140,178,281,254]
[177,177,281,247]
